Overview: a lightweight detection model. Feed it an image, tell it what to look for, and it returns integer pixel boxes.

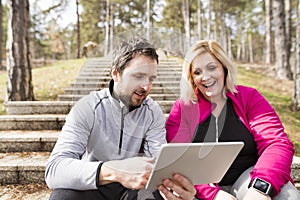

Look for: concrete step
[157,101,175,113]
[79,63,181,71]
[158,59,180,63]
[63,87,180,95]
[81,62,110,67]
[4,101,75,115]
[82,58,110,63]
[81,63,110,68]
[0,152,49,185]
[292,156,300,185]
[58,93,178,102]
[77,71,109,78]
[0,151,299,185]
[69,93,177,100]
[69,81,181,89]
[80,67,111,72]
[3,100,174,115]
[0,130,59,153]
[80,59,178,66]
[78,71,182,77]
[0,115,66,131]
[81,59,177,64]
[81,67,182,73]
[75,76,181,83]
[82,61,181,68]
[147,94,179,100]
[80,66,110,70]
[79,58,179,67]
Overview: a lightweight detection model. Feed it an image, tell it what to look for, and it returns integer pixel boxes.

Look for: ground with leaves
[0,183,51,200]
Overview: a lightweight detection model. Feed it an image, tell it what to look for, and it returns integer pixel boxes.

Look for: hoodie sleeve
[143,100,167,159]
[166,100,199,143]
[194,184,220,200]
[243,87,294,196]
[165,100,183,142]
[45,94,101,190]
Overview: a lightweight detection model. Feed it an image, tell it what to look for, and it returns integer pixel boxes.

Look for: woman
[165,40,300,200]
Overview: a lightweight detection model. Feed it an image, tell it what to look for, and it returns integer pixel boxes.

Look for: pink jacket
[165,85,294,199]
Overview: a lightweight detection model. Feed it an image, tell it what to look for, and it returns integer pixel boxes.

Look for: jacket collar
[108,79,141,112]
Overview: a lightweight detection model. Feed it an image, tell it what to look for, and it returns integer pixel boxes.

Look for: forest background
[0,0,300,154]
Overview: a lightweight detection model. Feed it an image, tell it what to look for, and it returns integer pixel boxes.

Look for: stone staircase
[0,57,299,197]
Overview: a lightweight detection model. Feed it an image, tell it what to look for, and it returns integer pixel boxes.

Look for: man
[45,37,196,200]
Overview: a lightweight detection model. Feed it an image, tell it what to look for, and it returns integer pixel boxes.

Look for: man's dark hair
[112,37,159,74]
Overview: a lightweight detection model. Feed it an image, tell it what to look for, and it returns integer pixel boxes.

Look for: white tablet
[145,141,244,190]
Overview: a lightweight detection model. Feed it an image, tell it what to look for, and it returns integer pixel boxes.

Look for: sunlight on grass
[32,59,85,100]
[0,58,86,113]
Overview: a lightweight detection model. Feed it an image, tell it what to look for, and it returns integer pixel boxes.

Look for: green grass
[0,59,299,156]
[0,70,6,115]
[0,58,85,114]
[32,59,85,100]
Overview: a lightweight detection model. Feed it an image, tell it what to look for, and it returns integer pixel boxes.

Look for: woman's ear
[111,66,119,82]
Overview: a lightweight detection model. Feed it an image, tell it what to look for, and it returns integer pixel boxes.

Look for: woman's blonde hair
[180,40,237,103]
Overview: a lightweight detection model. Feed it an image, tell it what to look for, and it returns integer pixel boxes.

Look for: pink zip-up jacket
[165,85,294,200]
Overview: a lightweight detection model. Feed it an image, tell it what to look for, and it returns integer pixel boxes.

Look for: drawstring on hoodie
[118,107,125,155]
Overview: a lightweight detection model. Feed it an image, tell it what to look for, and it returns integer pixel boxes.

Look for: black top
[192,99,258,185]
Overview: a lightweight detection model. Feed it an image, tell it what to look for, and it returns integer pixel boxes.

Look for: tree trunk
[76,0,81,58]
[104,0,110,56]
[197,0,202,40]
[236,29,242,60]
[6,0,34,101]
[109,2,114,54]
[218,1,226,51]
[0,0,2,70]
[241,29,246,62]
[213,19,217,39]
[284,0,292,58]
[285,0,291,69]
[248,33,253,63]
[265,0,272,64]
[227,29,233,59]
[206,0,211,40]
[273,0,292,80]
[182,0,190,46]
[294,0,300,110]
[146,0,151,40]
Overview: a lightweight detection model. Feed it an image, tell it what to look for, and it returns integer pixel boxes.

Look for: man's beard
[118,91,146,108]
[118,94,132,107]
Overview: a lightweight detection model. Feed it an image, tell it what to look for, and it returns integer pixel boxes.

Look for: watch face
[253,178,270,193]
